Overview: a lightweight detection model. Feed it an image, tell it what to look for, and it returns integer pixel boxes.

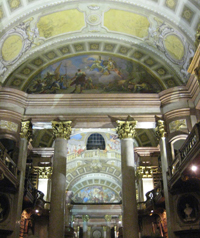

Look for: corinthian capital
[116,115,137,139]
[20,120,32,141]
[156,120,166,140]
[52,121,72,140]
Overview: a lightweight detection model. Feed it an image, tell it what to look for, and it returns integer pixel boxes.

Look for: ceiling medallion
[87,14,101,25]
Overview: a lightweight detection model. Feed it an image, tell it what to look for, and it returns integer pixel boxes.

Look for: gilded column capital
[20,120,32,141]
[105,215,112,222]
[82,215,89,222]
[52,121,72,140]
[38,167,52,179]
[155,120,166,140]
[116,115,137,139]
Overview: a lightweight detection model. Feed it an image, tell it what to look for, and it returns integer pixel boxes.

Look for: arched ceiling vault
[0,0,199,93]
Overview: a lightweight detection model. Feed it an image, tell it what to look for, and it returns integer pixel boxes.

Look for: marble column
[49,121,72,238]
[116,116,139,238]
[87,226,91,238]
[105,214,111,236]
[156,120,175,238]
[103,226,107,238]
[82,215,89,238]
[11,120,32,238]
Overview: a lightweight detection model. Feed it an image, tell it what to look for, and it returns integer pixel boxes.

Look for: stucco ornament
[52,121,72,140]
[20,120,32,141]
[116,116,137,139]
[155,120,166,140]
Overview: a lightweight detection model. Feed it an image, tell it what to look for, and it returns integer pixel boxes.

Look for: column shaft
[121,138,139,238]
[160,137,175,238]
[11,137,28,238]
[49,138,68,238]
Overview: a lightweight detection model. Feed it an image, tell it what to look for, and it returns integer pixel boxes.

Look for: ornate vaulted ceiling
[0,0,199,94]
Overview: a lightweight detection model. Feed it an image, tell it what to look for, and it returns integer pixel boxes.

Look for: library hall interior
[0,0,200,237]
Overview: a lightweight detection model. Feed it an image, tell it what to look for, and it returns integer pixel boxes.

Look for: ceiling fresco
[0,0,199,93]
[25,54,163,94]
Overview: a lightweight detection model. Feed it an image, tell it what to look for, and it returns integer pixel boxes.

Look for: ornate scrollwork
[116,115,137,139]
[155,120,166,140]
[20,120,32,141]
[52,121,72,140]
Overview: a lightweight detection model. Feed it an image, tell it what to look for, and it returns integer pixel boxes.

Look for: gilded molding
[116,115,137,139]
[20,120,32,140]
[52,121,72,140]
[38,167,52,179]
[155,120,166,140]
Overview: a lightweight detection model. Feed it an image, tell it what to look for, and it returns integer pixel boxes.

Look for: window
[87,133,105,150]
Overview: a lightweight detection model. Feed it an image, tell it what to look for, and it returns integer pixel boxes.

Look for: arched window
[86,133,105,150]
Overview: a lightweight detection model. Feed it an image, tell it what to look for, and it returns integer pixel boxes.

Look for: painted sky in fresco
[72,185,121,203]
[26,54,163,94]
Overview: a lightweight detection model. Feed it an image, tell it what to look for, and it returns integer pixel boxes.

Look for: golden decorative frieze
[20,120,32,141]
[52,121,72,140]
[136,166,154,178]
[155,120,166,140]
[116,115,137,139]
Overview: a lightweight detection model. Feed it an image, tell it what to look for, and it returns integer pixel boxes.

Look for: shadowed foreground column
[12,120,32,238]
[49,121,72,238]
[116,116,139,238]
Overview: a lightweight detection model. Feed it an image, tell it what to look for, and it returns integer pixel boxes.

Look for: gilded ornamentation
[60,47,70,54]
[52,121,72,140]
[119,46,128,54]
[169,119,187,132]
[155,120,166,140]
[82,215,89,222]
[33,58,43,66]
[0,120,18,132]
[20,120,32,141]
[136,166,154,178]
[90,43,99,50]
[74,44,84,51]
[116,116,137,139]
[132,51,143,59]
[105,215,112,222]
[104,44,115,51]
[46,52,56,59]
[11,78,23,87]
[38,167,52,179]
[157,68,166,75]
[9,0,21,10]
[21,68,32,75]
[182,6,194,23]
[194,61,200,82]
[195,25,200,49]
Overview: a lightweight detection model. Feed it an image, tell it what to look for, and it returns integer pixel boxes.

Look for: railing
[137,181,164,212]
[67,149,121,162]
[0,141,18,178]
[169,122,200,177]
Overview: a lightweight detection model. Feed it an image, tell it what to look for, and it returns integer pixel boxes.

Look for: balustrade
[169,122,200,177]
[0,141,18,177]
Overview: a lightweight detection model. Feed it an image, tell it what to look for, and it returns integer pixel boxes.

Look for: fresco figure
[70,69,87,93]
